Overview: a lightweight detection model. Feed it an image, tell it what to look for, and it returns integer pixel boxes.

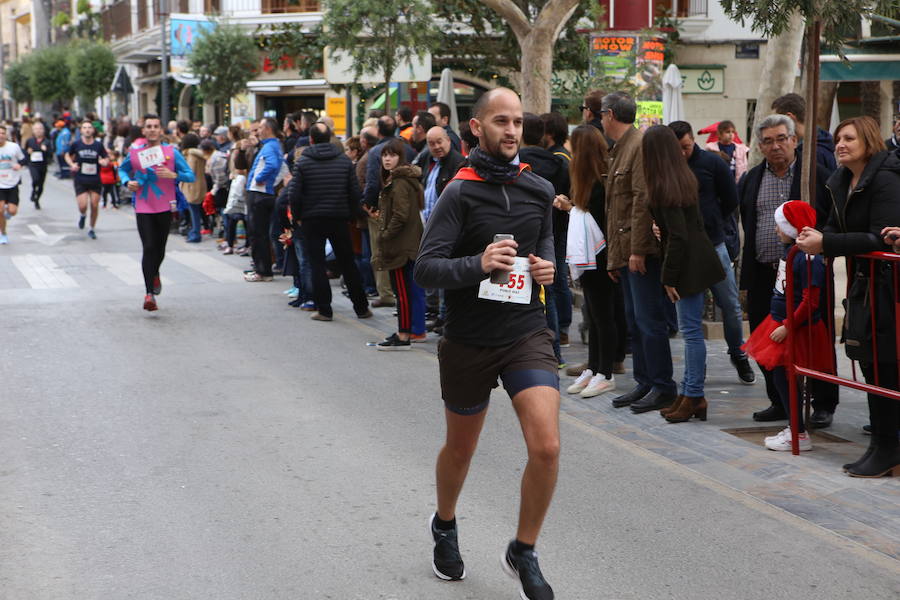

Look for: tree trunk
[520,32,554,113]
[816,81,838,131]
[748,10,804,167]
[860,81,882,122]
[479,0,581,114]
[800,17,821,207]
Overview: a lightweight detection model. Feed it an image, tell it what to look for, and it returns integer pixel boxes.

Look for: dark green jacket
[373,165,424,271]
[652,201,724,297]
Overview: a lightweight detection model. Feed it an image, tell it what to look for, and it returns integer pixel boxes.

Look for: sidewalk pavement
[320,282,900,562]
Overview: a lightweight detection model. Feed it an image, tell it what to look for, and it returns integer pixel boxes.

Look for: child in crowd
[100,149,120,208]
[369,138,426,350]
[705,120,749,183]
[743,201,834,452]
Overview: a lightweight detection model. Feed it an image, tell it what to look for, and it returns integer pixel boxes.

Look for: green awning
[370,86,399,110]
[821,58,900,81]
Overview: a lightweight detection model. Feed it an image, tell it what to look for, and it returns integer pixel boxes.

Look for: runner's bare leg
[511,385,560,545]
[435,407,489,521]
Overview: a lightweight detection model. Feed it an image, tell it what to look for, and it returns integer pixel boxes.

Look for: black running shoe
[429,513,465,581]
[78,215,86,230]
[501,541,554,600]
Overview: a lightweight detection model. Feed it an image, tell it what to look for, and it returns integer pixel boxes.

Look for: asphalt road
[1,172,898,599]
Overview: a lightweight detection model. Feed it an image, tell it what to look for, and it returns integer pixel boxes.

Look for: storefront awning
[820,54,900,82]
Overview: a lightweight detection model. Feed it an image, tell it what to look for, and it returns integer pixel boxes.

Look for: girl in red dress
[743,201,834,451]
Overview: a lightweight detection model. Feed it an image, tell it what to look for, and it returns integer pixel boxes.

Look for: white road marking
[167,251,241,283]
[23,224,67,246]
[89,253,173,287]
[10,254,79,289]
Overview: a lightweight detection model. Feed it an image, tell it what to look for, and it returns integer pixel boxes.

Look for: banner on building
[590,32,666,127]
[169,15,215,75]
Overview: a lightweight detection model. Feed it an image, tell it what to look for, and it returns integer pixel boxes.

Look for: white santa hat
[774,200,817,240]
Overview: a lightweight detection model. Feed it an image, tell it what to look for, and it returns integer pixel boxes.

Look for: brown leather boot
[660,395,686,417]
[665,396,708,422]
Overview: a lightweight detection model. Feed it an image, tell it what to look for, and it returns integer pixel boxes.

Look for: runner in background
[67,121,108,239]
[24,121,51,210]
[118,114,195,311]
[0,124,25,244]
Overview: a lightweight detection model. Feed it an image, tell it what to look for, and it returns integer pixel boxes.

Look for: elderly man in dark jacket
[739,113,838,427]
[669,121,755,385]
[414,126,465,222]
[288,123,371,322]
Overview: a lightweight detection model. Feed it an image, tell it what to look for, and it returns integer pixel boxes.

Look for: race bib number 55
[478,256,533,304]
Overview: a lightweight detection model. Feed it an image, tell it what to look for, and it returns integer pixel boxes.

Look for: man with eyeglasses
[738,114,832,424]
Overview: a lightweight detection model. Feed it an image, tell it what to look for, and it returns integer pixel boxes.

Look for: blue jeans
[620,257,676,394]
[550,247,572,333]
[357,228,377,295]
[676,291,707,397]
[186,203,203,242]
[709,242,746,358]
[293,236,314,303]
[544,284,563,363]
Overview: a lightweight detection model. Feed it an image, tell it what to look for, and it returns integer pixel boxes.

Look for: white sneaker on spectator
[765,430,812,452]
[764,427,791,443]
[566,369,593,394]
[580,375,615,398]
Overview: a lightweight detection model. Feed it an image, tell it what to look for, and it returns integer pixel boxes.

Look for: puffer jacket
[605,126,658,270]
[822,150,900,257]
[287,142,361,221]
[181,148,207,205]
[373,165,424,271]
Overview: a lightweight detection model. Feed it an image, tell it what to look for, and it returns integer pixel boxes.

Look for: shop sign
[678,67,725,94]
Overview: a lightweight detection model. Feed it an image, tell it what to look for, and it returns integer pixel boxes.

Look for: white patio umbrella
[662,64,685,125]
[436,68,459,132]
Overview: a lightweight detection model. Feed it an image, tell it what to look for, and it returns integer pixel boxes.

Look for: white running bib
[81,162,98,175]
[478,257,533,304]
[30,152,43,163]
[138,145,165,170]
[0,170,12,183]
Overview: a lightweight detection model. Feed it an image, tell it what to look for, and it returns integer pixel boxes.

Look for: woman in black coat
[797,116,900,477]
[642,125,724,423]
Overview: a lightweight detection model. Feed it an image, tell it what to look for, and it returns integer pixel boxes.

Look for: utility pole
[159,0,170,125]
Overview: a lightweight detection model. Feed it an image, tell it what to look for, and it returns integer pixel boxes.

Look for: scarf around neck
[467,146,522,184]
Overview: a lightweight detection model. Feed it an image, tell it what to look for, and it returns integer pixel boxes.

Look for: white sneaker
[765,430,812,452]
[0,233,7,244]
[764,427,791,443]
[566,369,593,394]
[580,374,615,398]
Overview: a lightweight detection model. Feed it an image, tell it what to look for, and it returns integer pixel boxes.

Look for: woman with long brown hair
[641,125,724,423]
[555,124,624,398]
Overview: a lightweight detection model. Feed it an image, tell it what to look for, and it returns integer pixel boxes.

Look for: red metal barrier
[784,246,900,455]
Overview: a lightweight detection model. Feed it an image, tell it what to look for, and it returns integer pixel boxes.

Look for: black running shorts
[74,181,102,196]
[437,328,559,415]
[0,187,19,205]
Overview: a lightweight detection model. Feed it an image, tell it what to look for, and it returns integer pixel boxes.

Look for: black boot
[846,444,900,478]
[843,440,876,473]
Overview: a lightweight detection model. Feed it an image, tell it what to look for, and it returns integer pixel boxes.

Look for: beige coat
[605,126,659,270]
[181,148,207,205]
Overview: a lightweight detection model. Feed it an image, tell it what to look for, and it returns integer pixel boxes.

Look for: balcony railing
[676,0,708,18]
[262,0,320,14]
[101,0,132,41]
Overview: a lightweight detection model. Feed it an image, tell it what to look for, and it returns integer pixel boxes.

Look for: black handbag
[843,261,897,363]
